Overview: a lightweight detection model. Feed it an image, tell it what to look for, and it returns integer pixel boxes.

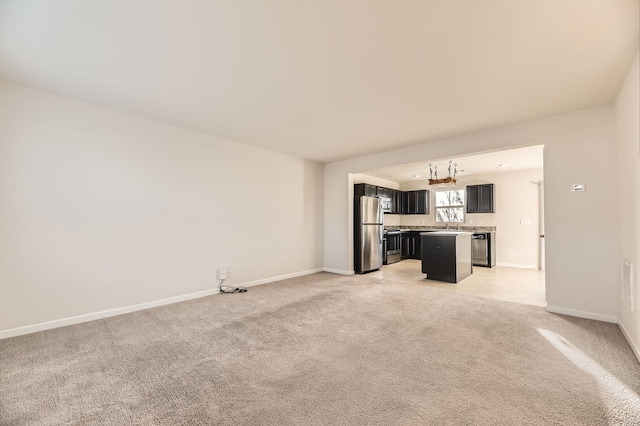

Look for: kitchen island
[421,231,473,283]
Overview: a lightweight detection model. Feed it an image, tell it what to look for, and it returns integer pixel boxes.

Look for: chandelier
[428,160,457,186]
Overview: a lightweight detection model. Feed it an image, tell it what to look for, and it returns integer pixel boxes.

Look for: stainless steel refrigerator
[354,196,384,273]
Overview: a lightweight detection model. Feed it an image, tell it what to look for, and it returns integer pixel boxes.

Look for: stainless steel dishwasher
[472,232,496,267]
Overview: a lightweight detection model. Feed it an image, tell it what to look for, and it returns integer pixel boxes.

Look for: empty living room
[1,1,639,425]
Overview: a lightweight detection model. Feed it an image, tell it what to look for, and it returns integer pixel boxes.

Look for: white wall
[325,105,619,321]
[462,170,542,269]
[616,52,640,358]
[351,174,400,189]
[0,82,324,334]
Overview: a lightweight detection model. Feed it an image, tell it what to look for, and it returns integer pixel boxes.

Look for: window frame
[434,189,465,223]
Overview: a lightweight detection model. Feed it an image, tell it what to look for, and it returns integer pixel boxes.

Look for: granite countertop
[420,230,474,236]
[385,225,496,232]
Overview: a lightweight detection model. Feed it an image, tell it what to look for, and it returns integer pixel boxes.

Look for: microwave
[380,197,392,213]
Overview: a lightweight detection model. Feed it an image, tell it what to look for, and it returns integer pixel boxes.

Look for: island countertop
[420,230,474,236]
[385,225,496,232]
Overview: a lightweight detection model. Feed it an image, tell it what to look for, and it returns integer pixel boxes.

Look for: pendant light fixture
[428,160,458,186]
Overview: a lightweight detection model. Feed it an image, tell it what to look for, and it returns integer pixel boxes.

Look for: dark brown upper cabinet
[354,184,429,215]
[402,190,429,214]
[354,183,377,197]
[466,184,494,213]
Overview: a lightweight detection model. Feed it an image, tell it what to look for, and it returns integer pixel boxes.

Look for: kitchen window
[435,190,465,223]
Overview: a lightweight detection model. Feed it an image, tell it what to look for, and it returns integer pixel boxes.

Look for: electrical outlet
[476,220,481,225]
[304,254,311,261]
[520,219,531,225]
[217,265,230,280]
[468,219,473,225]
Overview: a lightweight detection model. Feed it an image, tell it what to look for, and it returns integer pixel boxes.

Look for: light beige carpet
[2,272,640,425]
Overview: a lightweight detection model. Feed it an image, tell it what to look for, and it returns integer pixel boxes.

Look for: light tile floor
[367,259,546,307]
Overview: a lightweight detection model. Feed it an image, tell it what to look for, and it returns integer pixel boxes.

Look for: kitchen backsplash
[385,213,497,228]
[383,214,401,227]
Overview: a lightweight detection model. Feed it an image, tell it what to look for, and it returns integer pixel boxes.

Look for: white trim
[239,268,324,287]
[496,262,538,269]
[0,288,219,340]
[545,305,618,324]
[0,268,323,340]
[618,321,640,364]
[323,267,354,275]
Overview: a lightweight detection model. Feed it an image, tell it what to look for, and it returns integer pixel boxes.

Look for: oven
[386,230,402,264]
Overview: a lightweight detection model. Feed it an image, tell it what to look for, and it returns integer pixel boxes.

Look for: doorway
[354,145,546,307]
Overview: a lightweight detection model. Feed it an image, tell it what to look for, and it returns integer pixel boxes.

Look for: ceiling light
[414,174,421,178]
[499,164,508,167]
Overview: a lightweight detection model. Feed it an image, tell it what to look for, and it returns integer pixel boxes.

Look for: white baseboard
[0,288,220,340]
[545,305,618,324]
[496,262,539,270]
[545,307,640,363]
[0,268,324,340]
[618,321,640,364]
[323,267,353,275]
[239,268,324,287]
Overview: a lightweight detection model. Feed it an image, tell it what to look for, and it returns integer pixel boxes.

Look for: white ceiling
[0,1,638,163]
[362,145,544,183]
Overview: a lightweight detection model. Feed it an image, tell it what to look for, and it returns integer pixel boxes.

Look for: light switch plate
[520,219,531,225]
[571,183,586,192]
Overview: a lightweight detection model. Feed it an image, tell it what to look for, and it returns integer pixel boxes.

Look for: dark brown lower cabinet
[401,231,422,259]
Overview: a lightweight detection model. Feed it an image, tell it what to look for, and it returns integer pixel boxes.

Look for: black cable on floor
[218,279,247,294]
